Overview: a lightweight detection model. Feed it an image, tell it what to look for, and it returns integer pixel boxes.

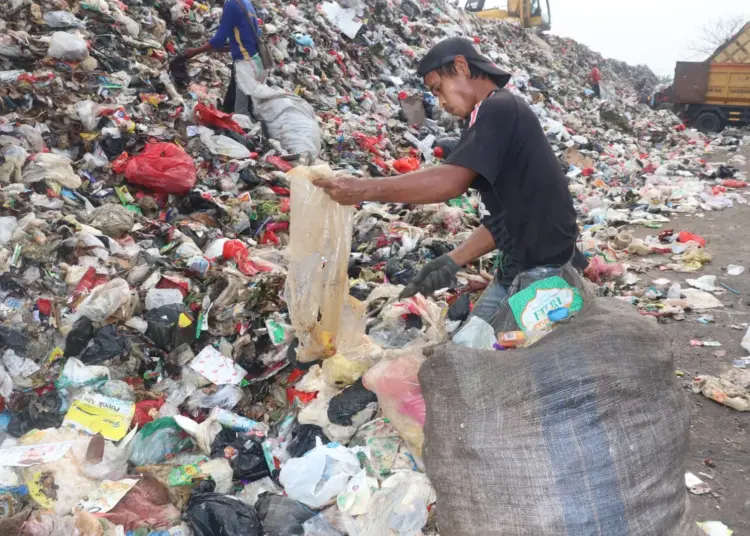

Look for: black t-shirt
[445,89,578,283]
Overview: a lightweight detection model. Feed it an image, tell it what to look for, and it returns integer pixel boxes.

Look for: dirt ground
[628,143,750,531]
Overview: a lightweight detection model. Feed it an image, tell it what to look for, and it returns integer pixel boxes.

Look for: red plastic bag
[124,142,197,194]
[133,399,165,427]
[194,102,244,135]
[678,231,706,247]
[722,179,748,189]
[393,157,420,174]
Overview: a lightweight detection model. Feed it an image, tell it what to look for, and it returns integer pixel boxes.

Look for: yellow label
[178,313,193,328]
[63,393,134,441]
[47,347,64,363]
[27,471,56,510]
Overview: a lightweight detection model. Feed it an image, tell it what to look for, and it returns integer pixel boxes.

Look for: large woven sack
[420,297,701,536]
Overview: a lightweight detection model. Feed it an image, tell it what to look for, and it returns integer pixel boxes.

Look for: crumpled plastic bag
[199,127,251,159]
[22,153,82,189]
[358,471,436,536]
[183,491,263,536]
[692,375,750,411]
[363,352,426,456]
[73,278,136,324]
[279,437,362,508]
[90,204,135,238]
[284,165,365,362]
[47,31,89,62]
[119,142,197,194]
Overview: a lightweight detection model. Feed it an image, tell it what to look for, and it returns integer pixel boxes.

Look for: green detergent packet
[508,276,584,333]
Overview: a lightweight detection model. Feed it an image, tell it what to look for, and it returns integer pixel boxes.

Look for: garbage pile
[0,0,747,534]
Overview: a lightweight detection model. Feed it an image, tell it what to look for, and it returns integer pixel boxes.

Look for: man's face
[424,59,477,119]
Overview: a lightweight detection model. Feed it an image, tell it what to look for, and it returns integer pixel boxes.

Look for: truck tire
[695,112,723,133]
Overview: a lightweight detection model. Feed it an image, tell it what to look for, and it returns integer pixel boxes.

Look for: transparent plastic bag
[452,316,496,350]
[47,32,88,62]
[279,438,361,508]
[358,471,435,536]
[363,352,426,456]
[285,165,365,362]
[22,153,82,189]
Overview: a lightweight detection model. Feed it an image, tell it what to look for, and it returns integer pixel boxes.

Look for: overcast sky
[548,0,748,76]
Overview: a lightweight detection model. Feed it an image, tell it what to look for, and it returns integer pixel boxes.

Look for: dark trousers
[592,83,601,98]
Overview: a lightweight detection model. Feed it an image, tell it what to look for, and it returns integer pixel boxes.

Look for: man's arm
[184,2,234,58]
[448,224,496,266]
[313,164,476,205]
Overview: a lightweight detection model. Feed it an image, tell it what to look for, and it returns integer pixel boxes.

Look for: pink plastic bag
[363,351,426,455]
[123,142,197,194]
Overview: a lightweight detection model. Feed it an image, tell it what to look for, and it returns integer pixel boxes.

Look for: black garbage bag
[183,491,263,536]
[169,55,189,90]
[328,379,378,426]
[8,390,63,438]
[64,316,95,357]
[146,304,182,351]
[286,424,330,459]
[210,430,271,482]
[0,326,29,352]
[447,294,471,322]
[255,494,315,536]
[232,440,270,482]
[80,325,127,364]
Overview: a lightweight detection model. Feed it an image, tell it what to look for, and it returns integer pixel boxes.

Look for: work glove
[399,255,460,299]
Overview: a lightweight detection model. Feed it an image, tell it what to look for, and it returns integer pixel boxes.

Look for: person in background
[175,0,264,116]
[590,63,602,98]
[314,37,582,322]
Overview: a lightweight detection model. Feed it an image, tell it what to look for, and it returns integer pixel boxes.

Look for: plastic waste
[452,316,496,349]
[358,471,436,536]
[287,424,330,458]
[256,494,315,535]
[22,153,82,189]
[327,379,378,426]
[183,491,263,536]
[47,32,89,61]
[279,438,361,508]
[363,352,426,455]
[120,142,197,194]
[130,417,191,466]
[145,288,185,310]
[285,165,364,362]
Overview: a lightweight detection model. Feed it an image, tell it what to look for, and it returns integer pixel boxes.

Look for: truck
[464,0,551,31]
[672,22,750,132]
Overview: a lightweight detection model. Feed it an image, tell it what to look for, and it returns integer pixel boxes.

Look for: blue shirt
[209,0,261,61]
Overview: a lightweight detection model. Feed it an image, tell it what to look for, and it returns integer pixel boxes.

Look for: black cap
[418,37,511,89]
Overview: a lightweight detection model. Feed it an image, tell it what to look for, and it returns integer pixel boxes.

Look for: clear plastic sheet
[285,165,364,362]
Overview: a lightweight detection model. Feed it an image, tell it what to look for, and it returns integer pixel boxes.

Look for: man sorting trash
[315,37,580,321]
[175,0,265,115]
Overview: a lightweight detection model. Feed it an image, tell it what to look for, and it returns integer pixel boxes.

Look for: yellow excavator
[464,0,551,31]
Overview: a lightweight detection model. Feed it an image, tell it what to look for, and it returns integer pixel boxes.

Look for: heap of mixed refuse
[0,0,748,534]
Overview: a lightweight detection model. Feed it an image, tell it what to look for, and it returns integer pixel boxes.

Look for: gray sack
[420,296,702,536]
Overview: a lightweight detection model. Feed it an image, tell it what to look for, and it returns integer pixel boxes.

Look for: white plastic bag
[358,471,436,536]
[279,438,361,508]
[0,216,17,246]
[198,127,251,159]
[55,358,110,389]
[43,11,85,28]
[74,278,134,323]
[236,62,321,157]
[145,288,184,310]
[47,31,89,62]
[22,153,82,189]
[284,165,364,362]
[452,316,496,350]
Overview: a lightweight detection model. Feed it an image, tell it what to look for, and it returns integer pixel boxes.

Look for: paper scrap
[322,2,363,39]
[75,478,140,514]
[189,346,247,385]
[63,392,135,441]
[0,441,74,467]
[685,472,711,495]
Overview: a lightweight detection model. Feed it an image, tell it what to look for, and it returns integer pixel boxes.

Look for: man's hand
[313,176,371,206]
[399,254,461,299]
